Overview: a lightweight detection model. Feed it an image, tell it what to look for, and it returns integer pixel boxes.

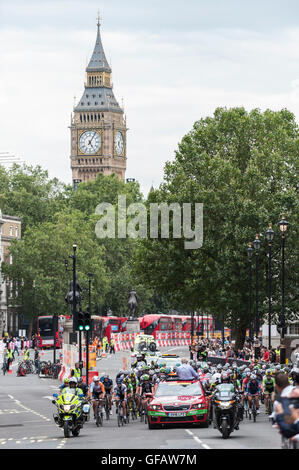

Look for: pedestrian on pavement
[5,346,14,372]
[13,338,20,356]
[109,338,115,354]
[71,362,81,378]
[176,358,199,380]
[24,346,30,361]
[34,347,40,374]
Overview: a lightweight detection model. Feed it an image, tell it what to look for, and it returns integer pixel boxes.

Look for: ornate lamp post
[253,234,261,359]
[247,242,254,342]
[265,224,274,350]
[278,213,289,365]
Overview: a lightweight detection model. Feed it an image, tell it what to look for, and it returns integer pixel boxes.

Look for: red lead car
[147,380,210,429]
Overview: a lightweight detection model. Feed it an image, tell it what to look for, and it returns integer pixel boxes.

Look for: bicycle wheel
[252,402,256,422]
[105,401,110,421]
[268,398,273,415]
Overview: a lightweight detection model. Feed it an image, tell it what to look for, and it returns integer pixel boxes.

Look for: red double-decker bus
[37,315,64,349]
[101,316,127,341]
[138,314,173,338]
[170,315,183,331]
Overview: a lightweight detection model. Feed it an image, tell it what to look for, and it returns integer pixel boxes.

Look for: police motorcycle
[211,383,241,439]
[52,378,89,438]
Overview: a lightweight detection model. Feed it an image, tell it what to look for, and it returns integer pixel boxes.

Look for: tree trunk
[232,325,247,351]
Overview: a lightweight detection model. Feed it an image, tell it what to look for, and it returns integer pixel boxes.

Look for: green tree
[134,107,299,348]
[0,163,69,233]
[3,210,109,334]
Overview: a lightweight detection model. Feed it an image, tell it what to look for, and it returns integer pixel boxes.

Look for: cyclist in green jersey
[262,370,275,414]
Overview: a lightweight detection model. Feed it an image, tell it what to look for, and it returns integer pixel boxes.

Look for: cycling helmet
[143,374,150,381]
[149,370,155,376]
[250,374,257,380]
[93,376,100,382]
[116,378,122,385]
[221,372,230,382]
[159,368,166,373]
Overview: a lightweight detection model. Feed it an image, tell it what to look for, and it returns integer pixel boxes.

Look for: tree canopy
[134,107,299,347]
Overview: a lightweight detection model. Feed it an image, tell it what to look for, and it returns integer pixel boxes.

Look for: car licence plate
[168,412,187,417]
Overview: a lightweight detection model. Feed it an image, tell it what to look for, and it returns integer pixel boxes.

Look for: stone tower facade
[70,18,127,187]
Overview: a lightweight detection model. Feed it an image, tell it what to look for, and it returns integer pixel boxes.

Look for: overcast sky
[1,0,299,196]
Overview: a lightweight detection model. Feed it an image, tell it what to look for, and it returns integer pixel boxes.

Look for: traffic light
[84,311,91,331]
[78,311,84,331]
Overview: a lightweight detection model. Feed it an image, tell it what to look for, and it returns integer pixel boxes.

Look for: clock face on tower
[114,131,124,156]
[79,131,101,154]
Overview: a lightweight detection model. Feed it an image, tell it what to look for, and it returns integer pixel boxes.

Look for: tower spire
[97,10,101,30]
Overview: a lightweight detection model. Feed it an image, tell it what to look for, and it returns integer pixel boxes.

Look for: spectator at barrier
[270,348,276,363]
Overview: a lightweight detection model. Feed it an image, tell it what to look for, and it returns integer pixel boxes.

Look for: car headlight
[191,403,203,409]
[150,405,161,410]
[63,405,71,412]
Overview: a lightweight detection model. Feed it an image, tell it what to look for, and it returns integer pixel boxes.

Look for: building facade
[70,17,127,187]
[0,210,22,336]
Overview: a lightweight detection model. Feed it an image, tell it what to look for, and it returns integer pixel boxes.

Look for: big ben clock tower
[70,16,127,187]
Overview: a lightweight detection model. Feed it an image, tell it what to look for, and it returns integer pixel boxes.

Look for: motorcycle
[52,389,88,438]
[212,384,241,439]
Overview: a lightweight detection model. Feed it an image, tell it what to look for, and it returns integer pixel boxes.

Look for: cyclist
[77,376,89,397]
[113,378,128,423]
[88,376,105,420]
[101,374,113,415]
[128,371,139,414]
[246,374,261,415]
[137,374,154,416]
[262,370,275,414]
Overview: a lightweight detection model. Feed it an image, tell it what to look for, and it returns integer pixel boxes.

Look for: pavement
[0,346,282,449]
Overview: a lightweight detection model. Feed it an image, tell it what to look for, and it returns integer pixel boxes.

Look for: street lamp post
[247,242,254,343]
[86,273,94,386]
[191,311,194,358]
[266,224,274,350]
[278,214,289,365]
[253,234,261,360]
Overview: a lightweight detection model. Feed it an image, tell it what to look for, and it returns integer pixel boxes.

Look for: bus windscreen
[38,317,53,337]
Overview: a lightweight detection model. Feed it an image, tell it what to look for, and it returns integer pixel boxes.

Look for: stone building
[70,16,127,187]
[0,210,22,336]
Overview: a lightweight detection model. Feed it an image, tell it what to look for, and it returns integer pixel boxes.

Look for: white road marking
[185,429,211,449]
[7,395,51,421]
